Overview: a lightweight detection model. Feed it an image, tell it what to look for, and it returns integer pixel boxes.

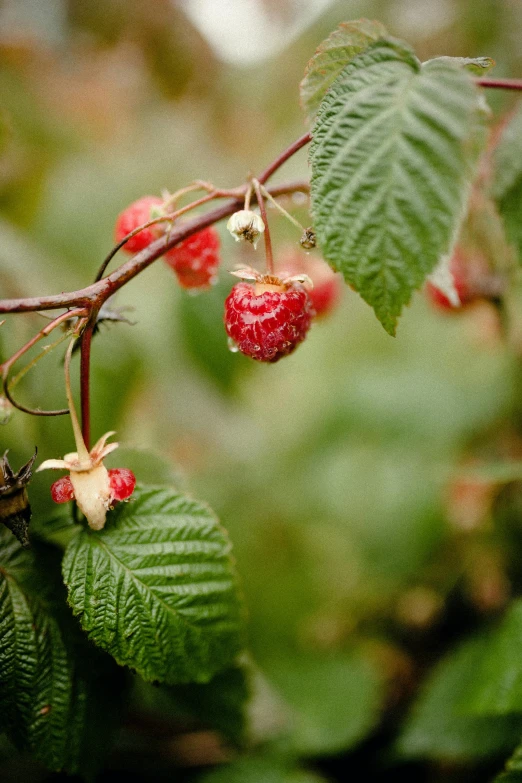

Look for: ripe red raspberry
[277,252,343,318]
[108,468,136,502]
[115,196,164,253]
[164,226,220,289]
[51,476,75,504]
[224,275,314,362]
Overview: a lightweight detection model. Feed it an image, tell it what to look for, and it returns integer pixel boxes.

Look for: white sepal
[427,255,460,307]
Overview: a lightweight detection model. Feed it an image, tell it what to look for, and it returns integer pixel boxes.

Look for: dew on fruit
[227,336,239,353]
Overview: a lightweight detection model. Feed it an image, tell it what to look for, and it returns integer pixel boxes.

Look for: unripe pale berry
[114,196,164,253]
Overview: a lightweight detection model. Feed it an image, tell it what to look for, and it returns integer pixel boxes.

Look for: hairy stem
[476,77,522,91]
[253,179,274,274]
[80,321,94,450]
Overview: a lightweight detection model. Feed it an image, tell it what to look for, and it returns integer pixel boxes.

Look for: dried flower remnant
[0,450,37,547]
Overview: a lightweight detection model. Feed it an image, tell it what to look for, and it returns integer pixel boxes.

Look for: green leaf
[398,633,522,761]
[425,55,495,76]
[492,103,522,260]
[310,40,486,334]
[496,743,522,781]
[460,601,522,715]
[0,530,73,769]
[198,754,327,783]
[263,651,382,756]
[300,19,388,125]
[134,662,250,747]
[0,529,124,776]
[62,485,244,684]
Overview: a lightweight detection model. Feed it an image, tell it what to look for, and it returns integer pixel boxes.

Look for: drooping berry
[164,226,220,289]
[50,475,75,504]
[115,196,164,253]
[224,274,314,362]
[277,252,343,318]
[108,468,136,502]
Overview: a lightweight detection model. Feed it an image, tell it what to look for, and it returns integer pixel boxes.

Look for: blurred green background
[2,1,522,780]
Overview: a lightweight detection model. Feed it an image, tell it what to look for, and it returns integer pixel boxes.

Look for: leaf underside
[310,40,486,334]
[62,485,244,685]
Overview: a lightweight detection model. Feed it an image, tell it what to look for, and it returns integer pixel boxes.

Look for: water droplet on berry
[227,336,239,353]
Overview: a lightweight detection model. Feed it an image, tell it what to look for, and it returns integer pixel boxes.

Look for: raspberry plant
[2,16,522,782]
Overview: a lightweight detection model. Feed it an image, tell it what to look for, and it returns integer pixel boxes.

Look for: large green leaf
[0,531,73,769]
[310,40,486,334]
[134,662,250,747]
[496,743,522,781]
[62,485,244,684]
[263,651,382,756]
[0,529,123,775]
[398,633,522,761]
[198,754,327,783]
[492,103,522,261]
[300,19,388,125]
[460,601,522,715]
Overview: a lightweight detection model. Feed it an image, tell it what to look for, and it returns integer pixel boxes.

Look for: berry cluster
[115,196,344,365]
[115,196,221,290]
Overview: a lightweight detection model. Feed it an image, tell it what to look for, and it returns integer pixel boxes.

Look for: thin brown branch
[257,132,312,185]
[476,77,522,91]
[0,180,309,316]
[1,308,87,416]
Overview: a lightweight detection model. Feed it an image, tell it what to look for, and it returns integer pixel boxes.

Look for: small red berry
[425,249,475,312]
[277,252,343,318]
[115,196,164,254]
[108,468,136,502]
[224,275,314,362]
[164,226,221,289]
[50,476,75,504]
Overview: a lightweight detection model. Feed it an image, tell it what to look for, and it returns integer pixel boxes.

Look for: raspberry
[224,275,314,362]
[108,468,136,502]
[115,196,164,253]
[277,252,342,318]
[425,249,473,311]
[164,226,220,289]
[50,476,75,504]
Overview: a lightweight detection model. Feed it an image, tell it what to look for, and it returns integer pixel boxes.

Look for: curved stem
[0,180,309,316]
[80,321,94,450]
[476,77,522,91]
[257,132,312,185]
[64,338,90,461]
[253,179,274,274]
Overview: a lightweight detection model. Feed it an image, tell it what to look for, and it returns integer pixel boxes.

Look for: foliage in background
[1,1,522,781]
